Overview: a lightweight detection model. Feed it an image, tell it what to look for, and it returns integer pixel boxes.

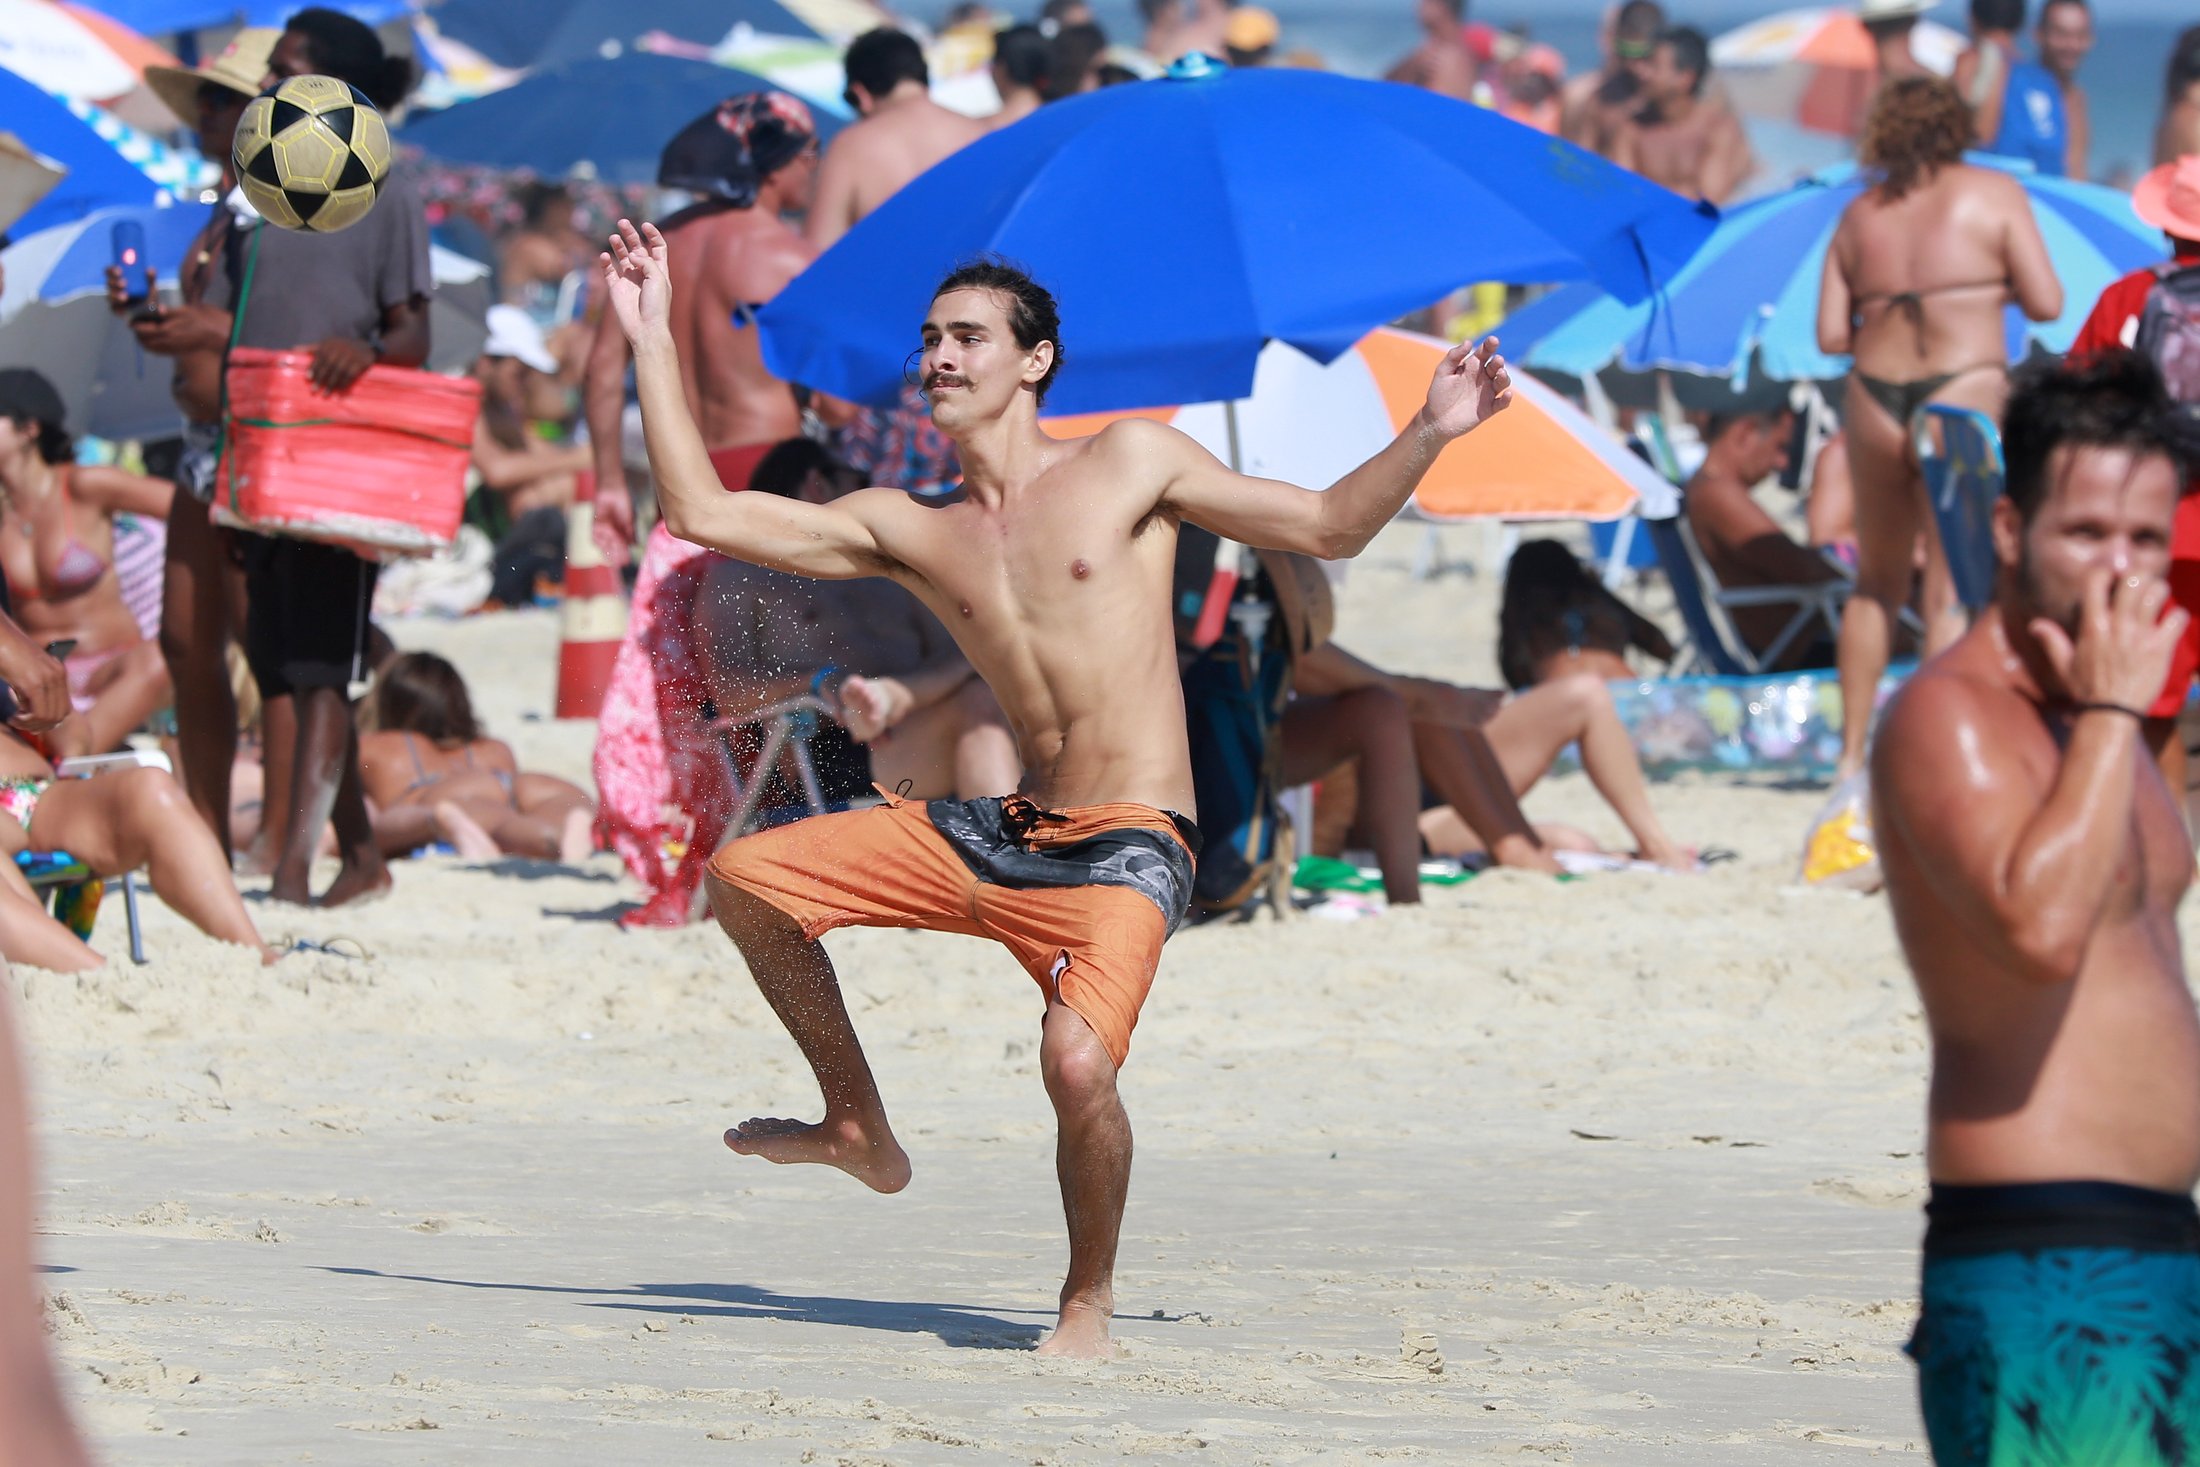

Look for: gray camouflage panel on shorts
[924,797,1197,936]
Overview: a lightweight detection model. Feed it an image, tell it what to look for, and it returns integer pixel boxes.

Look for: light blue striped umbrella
[1499,157,2164,385]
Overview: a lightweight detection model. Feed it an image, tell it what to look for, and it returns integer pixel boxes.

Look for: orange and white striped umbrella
[1712,7,1962,138]
[1043,327,1675,524]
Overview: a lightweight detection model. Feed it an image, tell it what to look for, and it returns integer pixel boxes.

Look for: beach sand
[14,520,2067,1461]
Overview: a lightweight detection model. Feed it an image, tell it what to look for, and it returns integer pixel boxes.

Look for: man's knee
[1040,1007,1119,1110]
[1337,685,1411,750]
[704,862,802,945]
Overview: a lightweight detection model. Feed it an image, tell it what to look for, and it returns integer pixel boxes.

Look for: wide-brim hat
[2134,156,2200,242]
[1858,0,1938,22]
[144,27,279,130]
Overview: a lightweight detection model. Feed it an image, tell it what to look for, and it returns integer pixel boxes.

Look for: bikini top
[1851,277,2010,352]
[7,468,107,603]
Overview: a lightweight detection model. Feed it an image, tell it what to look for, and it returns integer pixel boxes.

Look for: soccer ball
[233,74,393,234]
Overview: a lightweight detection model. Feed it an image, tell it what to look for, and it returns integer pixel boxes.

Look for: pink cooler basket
[217,346,482,561]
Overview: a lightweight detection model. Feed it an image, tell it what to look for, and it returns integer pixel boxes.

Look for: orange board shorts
[2152,489,2200,721]
[707,791,1199,1069]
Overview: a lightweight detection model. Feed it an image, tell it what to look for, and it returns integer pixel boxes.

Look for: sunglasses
[1614,38,1654,59]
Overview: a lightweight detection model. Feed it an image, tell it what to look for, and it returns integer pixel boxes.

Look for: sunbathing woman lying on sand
[0,729,271,970]
[359,652,595,864]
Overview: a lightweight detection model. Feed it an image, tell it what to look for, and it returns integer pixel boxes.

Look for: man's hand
[130,303,231,357]
[308,337,376,392]
[591,473,636,565]
[837,674,912,743]
[2032,569,2187,712]
[601,219,673,346]
[1421,336,1514,441]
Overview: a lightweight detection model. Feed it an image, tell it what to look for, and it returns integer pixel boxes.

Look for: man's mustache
[925,373,967,392]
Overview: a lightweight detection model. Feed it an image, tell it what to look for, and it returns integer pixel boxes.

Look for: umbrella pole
[1189,399,1251,648]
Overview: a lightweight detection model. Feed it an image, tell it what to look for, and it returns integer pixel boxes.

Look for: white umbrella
[0,132,66,236]
[0,0,182,135]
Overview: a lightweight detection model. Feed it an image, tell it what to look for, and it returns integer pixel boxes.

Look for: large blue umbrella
[1498,157,2164,384]
[399,55,840,186]
[429,0,817,71]
[0,70,164,238]
[69,0,412,32]
[757,58,1718,418]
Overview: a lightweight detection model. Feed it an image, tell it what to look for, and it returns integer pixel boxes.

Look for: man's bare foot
[557,807,594,866]
[432,802,500,861]
[1034,1296,1116,1359]
[316,857,392,909]
[723,1114,911,1193]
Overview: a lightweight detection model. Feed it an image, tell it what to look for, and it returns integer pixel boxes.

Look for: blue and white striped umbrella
[0,202,217,441]
[1499,157,2164,385]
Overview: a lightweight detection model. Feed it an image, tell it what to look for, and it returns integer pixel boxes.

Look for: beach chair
[717,694,840,843]
[1914,404,2004,615]
[15,750,172,965]
[1643,512,1850,676]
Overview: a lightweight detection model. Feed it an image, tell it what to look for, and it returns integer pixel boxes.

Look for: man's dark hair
[993,23,1052,90]
[748,437,844,499]
[1431,0,1468,20]
[1094,60,1140,86]
[1615,0,1665,43]
[2169,24,2200,105]
[1704,405,1790,446]
[516,181,568,227]
[1043,22,1107,101]
[932,257,1065,405]
[1658,25,1710,93]
[844,27,929,99]
[2040,0,2088,15]
[285,7,414,108]
[1969,0,2025,32]
[2003,351,2195,525]
[1134,0,1176,24]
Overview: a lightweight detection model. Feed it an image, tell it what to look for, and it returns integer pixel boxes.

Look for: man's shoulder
[1878,656,2045,774]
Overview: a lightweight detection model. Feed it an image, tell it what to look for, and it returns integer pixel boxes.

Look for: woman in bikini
[0,372,175,758]
[358,652,594,864]
[0,728,270,970]
[1817,76,2061,778]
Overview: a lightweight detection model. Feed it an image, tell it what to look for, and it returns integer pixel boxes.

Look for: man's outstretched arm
[1156,337,1512,560]
[601,219,891,580]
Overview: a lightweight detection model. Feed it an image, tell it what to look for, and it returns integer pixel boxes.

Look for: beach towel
[593,442,770,928]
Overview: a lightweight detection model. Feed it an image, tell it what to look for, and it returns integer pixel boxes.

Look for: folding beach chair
[1914,404,2004,615]
[714,694,843,844]
[16,750,172,965]
[1643,511,1851,676]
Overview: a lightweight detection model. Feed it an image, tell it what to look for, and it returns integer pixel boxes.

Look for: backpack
[2135,262,2200,428]
[1174,527,1298,916]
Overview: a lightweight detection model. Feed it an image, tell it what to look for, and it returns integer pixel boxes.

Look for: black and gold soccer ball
[232,74,393,234]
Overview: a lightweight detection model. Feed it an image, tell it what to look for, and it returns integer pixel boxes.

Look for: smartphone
[110,221,147,310]
[42,639,75,662]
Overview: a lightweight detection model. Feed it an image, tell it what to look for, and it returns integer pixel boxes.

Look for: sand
[12,519,2087,1462]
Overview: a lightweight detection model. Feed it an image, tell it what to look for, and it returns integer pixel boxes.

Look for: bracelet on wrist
[809,665,840,700]
[2073,700,2146,722]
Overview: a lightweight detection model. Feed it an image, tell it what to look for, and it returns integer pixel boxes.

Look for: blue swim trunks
[1908,1181,2200,1466]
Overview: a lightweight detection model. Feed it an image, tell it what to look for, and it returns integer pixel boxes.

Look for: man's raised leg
[1035,1001,1130,1358]
[706,876,912,1193]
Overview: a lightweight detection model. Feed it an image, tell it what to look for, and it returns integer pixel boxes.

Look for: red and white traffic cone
[554,471,626,720]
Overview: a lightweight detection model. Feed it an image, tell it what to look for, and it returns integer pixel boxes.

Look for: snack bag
[1799,771,1881,891]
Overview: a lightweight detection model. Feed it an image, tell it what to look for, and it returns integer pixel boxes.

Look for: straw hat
[144,27,279,130]
[1858,0,1938,21]
[2134,156,2200,243]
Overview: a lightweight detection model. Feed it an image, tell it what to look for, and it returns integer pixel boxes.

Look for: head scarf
[657,91,817,208]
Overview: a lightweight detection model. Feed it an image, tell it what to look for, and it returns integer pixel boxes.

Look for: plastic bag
[1798,771,1881,891]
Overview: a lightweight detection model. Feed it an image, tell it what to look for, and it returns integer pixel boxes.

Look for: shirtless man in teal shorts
[1873,350,2200,1464]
